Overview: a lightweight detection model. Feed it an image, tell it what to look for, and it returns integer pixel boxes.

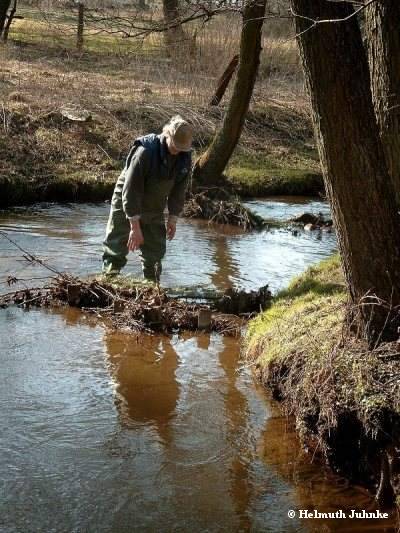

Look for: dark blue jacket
[112,134,192,222]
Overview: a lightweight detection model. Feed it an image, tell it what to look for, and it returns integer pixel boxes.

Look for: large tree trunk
[0,0,11,37]
[291,0,400,345]
[365,0,400,203]
[193,0,266,186]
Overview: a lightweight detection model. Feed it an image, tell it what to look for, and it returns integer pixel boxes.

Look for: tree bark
[210,54,239,106]
[365,0,400,203]
[77,3,84,51]
[2,0,16,41]
[0,0,11,38]
[193,0,266,186]
[162,0,186,53]
[290,0,400,344]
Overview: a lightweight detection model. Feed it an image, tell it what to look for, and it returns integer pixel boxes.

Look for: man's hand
[167,217,177,241]
[127,219,144,251]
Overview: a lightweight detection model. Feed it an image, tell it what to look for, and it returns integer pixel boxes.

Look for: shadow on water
[218,335,253,531]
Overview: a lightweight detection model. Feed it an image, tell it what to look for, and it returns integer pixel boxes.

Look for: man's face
[166,136,180,156]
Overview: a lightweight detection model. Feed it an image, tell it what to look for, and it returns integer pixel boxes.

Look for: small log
[143,307,162,325]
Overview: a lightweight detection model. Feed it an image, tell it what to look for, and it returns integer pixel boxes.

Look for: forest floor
[0,13,322,207]
[244,256,400,506]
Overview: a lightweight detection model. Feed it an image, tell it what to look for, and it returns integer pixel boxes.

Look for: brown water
[0,200,398,532]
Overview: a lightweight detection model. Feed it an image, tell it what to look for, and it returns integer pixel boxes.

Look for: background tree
[162,0,186,53]
[365,0,400,203]
[0,0,11,38]
[193,0,267,186]
[290,0,400,345]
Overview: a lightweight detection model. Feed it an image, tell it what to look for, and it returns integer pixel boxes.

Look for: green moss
[245,254,345,368]
[243,254,400,481]
[226,150,323,196]
[277,255,345,299]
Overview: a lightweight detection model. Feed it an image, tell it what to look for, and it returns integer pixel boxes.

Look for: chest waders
[102,135,189,281]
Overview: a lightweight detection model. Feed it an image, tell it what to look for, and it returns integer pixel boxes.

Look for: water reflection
[210,228,241,291]
[259,407,399,532]
[0,307,397,532]
[219,335,253,531]
[104,332,179,445]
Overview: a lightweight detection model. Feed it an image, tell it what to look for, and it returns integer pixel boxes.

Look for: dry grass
[0,6,317,204]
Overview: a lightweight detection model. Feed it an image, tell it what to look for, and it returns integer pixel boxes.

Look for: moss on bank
[244,256,400,503]
[226,148,323,197]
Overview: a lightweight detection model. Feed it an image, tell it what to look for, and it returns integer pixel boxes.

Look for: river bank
[1,35,323,209]
[244,256,400,507]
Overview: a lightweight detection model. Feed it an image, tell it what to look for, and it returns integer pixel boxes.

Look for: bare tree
[162,0,187,54]
[193,0,267,186]
[290,0,400,345]
[0,0,11,38]
[365,0,400,203]
[77,2,84,50]
[2,0,16,41]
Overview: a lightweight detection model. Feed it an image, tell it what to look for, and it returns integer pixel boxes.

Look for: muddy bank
[0,172,324,210]
[0,175,115,208]
[244,256,400,506]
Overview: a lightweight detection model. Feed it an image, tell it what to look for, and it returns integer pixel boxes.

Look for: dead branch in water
[0,230,271,335]
[183,189,266,230]
[0,275,271,336]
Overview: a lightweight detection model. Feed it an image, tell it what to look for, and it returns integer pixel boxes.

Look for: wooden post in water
[77,3,84,51]
[198,309,212,330]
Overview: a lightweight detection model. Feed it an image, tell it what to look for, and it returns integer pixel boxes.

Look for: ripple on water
[1,201,394,531]
[0,199,336,294]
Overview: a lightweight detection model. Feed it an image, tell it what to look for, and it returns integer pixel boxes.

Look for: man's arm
[122,145,150,219]
[122,145,150,251]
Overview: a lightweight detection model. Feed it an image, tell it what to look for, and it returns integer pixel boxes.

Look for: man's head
[162,115,193,155]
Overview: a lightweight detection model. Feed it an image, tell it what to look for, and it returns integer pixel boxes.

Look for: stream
[0,198,397,532]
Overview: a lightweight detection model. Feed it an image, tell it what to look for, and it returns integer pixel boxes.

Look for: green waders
[102,207,166,281]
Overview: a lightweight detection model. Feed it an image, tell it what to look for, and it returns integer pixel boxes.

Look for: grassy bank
[244,256,400,504]
[0,10,322,208]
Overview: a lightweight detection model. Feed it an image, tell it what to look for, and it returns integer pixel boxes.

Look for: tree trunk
[290,0,400,345]
[365,0,400,203]
[0,0,11,38]
[162,0,186,53]
[77,3,84,51]
[193,0,266,186]
[2,0,16,42]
